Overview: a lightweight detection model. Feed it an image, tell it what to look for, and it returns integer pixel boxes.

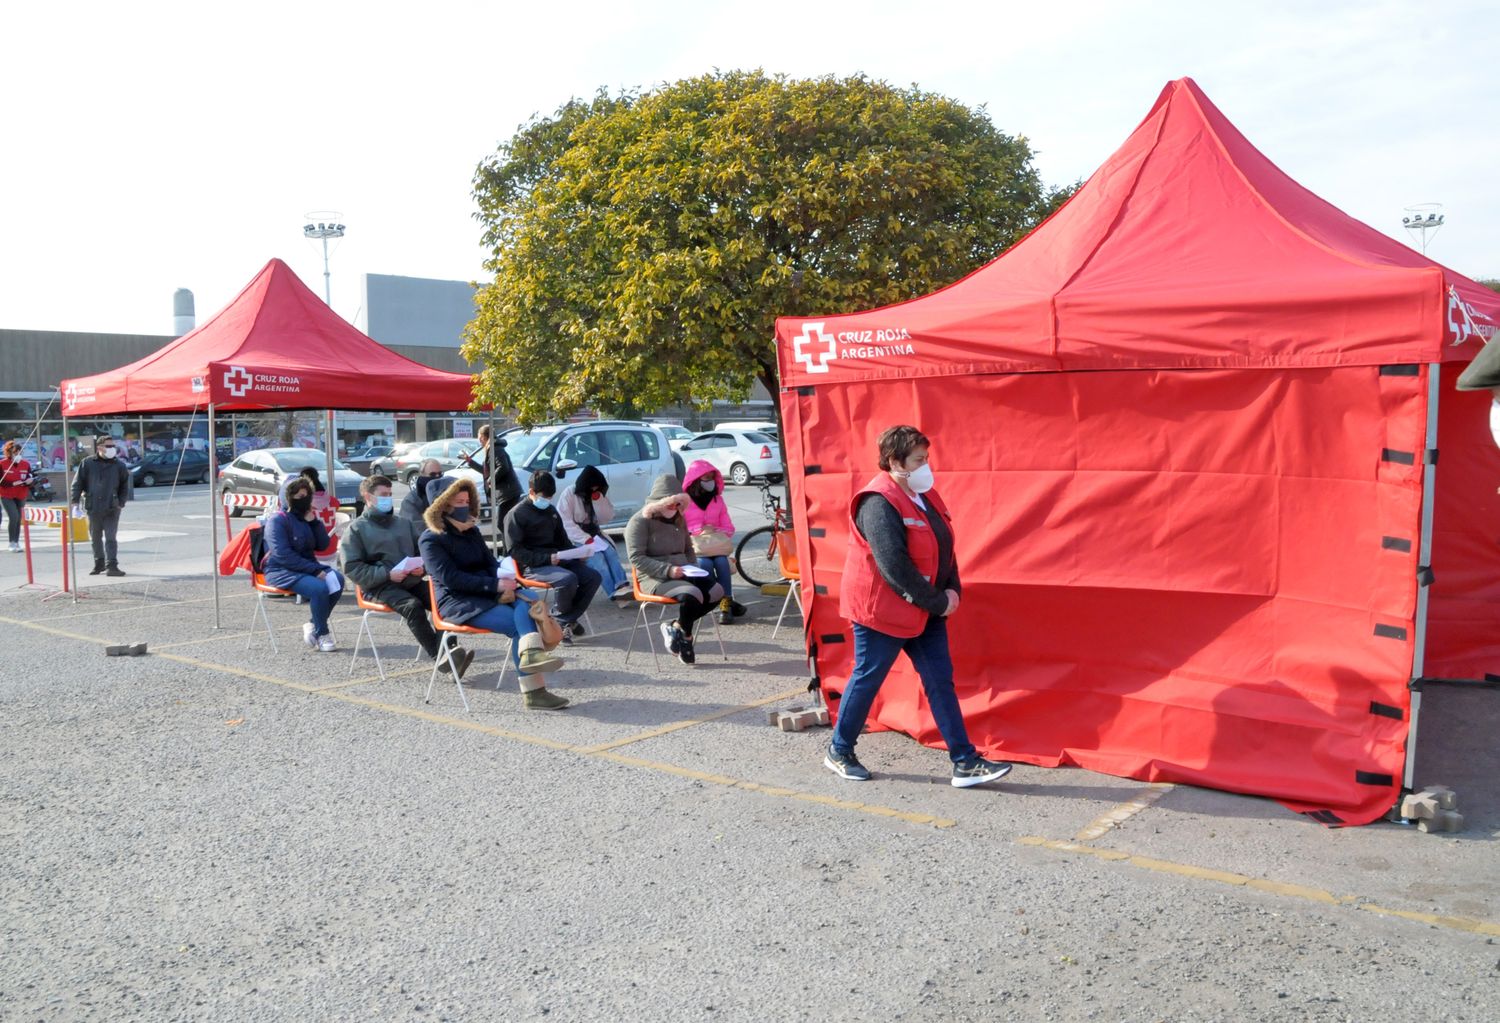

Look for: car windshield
[502,430,553,467]
[272,450,350,472]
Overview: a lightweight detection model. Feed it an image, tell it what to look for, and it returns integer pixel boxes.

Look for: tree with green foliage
[466,70,1074,424]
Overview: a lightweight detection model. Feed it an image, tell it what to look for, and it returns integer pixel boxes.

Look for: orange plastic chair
[248,571,296,651]
[517,567,594,635]
[772,532,803,639]
[425,577,493,713]
[625,567,726,670]
[349,586,425,681]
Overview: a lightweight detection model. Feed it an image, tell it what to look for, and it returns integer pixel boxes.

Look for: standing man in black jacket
[502,470,601,642]
[464,425,523,528]
[69,434,131,576]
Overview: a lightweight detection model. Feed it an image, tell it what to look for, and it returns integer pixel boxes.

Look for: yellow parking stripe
[1018,836,1500,937]
[1073,783,1174,842]
[579,687,806,753]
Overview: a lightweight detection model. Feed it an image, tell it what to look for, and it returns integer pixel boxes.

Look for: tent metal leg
[1404,363,1441,793]
[209,405,222,628]
[488,407,500,555]
[64,435,80,603]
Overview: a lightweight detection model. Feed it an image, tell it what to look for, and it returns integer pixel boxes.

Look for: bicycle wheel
[735,525,782,587]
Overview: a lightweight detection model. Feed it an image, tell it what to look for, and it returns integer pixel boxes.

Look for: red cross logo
[223,365,253,397]
[792,322,836,374]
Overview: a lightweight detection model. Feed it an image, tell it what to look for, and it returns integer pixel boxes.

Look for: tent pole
[64,425,80,603]
[209,404,222,629]
[1404,363,1442,794]
[325,410,338,506]
[488,407,500,555]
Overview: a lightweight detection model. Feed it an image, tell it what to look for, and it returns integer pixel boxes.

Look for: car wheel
[729,462,751,486]
[140,472,157,487]
[222,484,242,517]
[404,469,419,486]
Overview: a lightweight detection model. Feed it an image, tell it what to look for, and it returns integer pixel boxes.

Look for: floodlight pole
[209,404,221,628]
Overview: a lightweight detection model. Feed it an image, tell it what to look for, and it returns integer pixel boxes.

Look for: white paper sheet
[554,545,594,561]
[497,556,518,579]
[324,570,343,594]
[393,556,423,574]
[679,565,710,578]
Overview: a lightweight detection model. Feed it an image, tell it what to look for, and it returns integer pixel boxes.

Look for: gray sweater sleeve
[854,495,948,617]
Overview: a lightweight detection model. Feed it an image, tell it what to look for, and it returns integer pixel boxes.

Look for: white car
[677,429,784,486]
[503,421,680,524]
[652,424,698,451]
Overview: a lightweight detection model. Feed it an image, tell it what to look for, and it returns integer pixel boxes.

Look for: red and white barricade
[20,505,74,592]
[221,492,279,541]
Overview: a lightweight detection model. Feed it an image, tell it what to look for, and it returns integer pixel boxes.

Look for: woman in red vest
[825,425,1013,787]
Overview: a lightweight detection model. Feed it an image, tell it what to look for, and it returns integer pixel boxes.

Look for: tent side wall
[782,364,1423,825]
[1423,364,1500,680]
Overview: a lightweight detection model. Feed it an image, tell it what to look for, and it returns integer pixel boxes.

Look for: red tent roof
[62,258,477,415]
[777,77,1500,386]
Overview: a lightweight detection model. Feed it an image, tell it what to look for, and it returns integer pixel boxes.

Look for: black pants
[367,580,440,658]
[88,508,121,566]
[674,578,720,637]
[1,497,22,544]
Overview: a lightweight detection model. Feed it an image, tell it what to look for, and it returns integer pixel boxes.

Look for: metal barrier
[20,505,73,593]
[221,492,278,541]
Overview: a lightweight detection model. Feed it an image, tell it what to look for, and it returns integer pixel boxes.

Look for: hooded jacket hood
[277,474,316,512]
[647,474,682,501]
[425,474,458,505]
[424,477,482,534]
[575,464,608,496]
[681,459,721,492]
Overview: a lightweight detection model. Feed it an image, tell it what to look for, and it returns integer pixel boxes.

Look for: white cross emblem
[223,365,253,397]
[63,383,78,410]
[792,322,836,374]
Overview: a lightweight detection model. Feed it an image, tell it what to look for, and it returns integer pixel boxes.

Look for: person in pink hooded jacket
[682,459,748,624]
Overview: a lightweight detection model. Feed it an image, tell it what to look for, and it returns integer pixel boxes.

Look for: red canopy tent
[774,78,1500,825]
[60,258,479,622]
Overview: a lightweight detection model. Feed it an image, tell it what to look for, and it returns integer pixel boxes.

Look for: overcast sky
[2,0,1494,338]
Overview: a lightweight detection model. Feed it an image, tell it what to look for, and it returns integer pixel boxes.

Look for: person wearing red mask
[559,464,632,607]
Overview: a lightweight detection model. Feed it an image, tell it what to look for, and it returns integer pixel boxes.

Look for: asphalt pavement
[1,478,1496,1021]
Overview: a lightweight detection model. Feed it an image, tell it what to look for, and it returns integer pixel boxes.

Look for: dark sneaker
[824,745,872,782]
[678,634,696,665]
[659,621,685,655]
[951,757,1013,788]
[559,625,574,646]
[523,687,570,710]
[716,608,731,625]
[105,564,126,577]
[89,561,105,576]
[729,600,748,618]
[569,620,586,637]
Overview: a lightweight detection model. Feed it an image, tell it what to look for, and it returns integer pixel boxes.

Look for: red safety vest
[839,473,954,639]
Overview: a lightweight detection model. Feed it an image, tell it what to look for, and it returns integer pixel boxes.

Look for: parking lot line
[578,686,806,753]
[26,591,255,622]
[1018,836,1500,938]
[1073,783,1174,842]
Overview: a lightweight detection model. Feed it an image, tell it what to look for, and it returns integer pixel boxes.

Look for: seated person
[559,465,632,606]
[681,459,747,624]
[420,478,570,710]
[625,474,725,665]
[264,475,345,652]
[502,470,602,643]
[400,459,445,522]
[342,475,472,679]
[298,465,341,559]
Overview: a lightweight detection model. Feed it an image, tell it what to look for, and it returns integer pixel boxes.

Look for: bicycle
[734,479,794,587]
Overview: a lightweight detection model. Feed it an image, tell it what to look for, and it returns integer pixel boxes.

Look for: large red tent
[775,78,1500,825]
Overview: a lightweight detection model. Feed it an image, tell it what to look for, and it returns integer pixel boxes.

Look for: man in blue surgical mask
[502,469,602,643]
[341,474,470,678]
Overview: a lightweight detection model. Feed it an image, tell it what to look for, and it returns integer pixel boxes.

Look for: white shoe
[317,634,337,653]
[303,623,317,648]
[8,543,18,553]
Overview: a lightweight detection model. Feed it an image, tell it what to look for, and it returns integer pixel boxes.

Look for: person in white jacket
[559,465,632,606]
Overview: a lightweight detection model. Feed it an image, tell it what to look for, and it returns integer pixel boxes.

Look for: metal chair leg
[349,610,386,680]
[772,580,802,639]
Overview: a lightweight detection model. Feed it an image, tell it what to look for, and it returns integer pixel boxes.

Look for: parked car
[677,430,784,485]
[219,448,365,516]
[345,443,395,476]
[390,438,482,486]
[369,441,420,478]
[130,449,212,487]
[713,420,778,433]
[504,421,679,525]
[651,424,697,451]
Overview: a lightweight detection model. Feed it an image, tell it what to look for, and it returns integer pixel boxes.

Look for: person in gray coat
[69,434,131,576]
[624,474,724,665]
[342,475,472,679]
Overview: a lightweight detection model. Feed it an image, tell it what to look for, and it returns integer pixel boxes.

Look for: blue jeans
[586,544,629,596]
[286,572,344,638]
[831,616,977,764]
[696,554,733,601]
[523,562,602,626]
[467,593,540,667]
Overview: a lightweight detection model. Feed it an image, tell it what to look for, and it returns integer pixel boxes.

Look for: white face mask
[701,480,716,493]
[894,462,934,494]
[101,447,118,460]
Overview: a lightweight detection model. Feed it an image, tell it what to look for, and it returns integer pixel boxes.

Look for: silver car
[505,421,680,524]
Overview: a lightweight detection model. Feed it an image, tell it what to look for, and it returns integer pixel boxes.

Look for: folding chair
[624,568,726,670]
[517,571,594,636]
[771,533,803,639]
[248,571,295,651]
[349,586,425,681]
[425,578,493,713]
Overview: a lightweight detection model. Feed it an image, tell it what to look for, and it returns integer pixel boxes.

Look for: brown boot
[523,687,570,710]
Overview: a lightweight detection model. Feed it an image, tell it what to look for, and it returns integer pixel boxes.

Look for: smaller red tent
[60,257,475,415]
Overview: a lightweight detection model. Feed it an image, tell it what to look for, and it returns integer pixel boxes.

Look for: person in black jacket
[462,425,523,525]
[69,434,131,576]
[399,459,444,523]
[502,470,602,642]
[420,478,570,710]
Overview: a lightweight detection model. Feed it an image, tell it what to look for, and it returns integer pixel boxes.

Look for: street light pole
[301,215,346,305]
[1401,204,1445,256]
